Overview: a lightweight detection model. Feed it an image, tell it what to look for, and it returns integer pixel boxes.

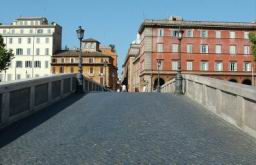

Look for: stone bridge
[0,74,256,164]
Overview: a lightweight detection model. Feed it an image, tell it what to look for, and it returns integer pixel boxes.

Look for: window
[229,32,236,38]
[70,67,74,73]
[11,29,15,34]
[36,38,40,44]
[100,67,103,73]
[200,30,208,38]
[37,29,43,33]
[89,58,94,64]
[229,45,236,54]
[8,38,12,44]
[172,61,178,70]
[100,77,103,85]
[71,58,74,63]
[186,30,193,37]
[26,74,30,79]
[17,74,21,80]
[172,44,178,52]
[47,29,51,34]
[89,67,94,74]
[244,46,250,55]
[3,29,6,34]
[16,48,23,55]
[186,44,193,53]
[186,61,193,71]
[59,67,63,73]
[29,29,33,34]
[34,61,41,68]
[200,44,208,53]
[27,38,31,44]
[200,61,208,71]
[215,45,222,54]
[229,62,237,71]
[20,29,24,34]
[158,28,164,37]
[216,31,221,38]
[157,43,164,52]
[25,61,32,68]
[244,62,251,71]
[16,61,22,68]
[45,48,49,55]
[36,48,40,55]
[27,48,31,55]
[45,38,49,43]
[171,29,178,37]
[18,38,22,44]
[244,32,249,39]
[215,61,223,71]
[45,61,49,68]
[61,58,64,63]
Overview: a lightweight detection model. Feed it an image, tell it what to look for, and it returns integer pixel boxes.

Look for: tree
[249,32,256,85]
[0,35,14,72]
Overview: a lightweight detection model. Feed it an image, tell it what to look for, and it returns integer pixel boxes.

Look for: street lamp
[156,59,161,92]
[76,26,85,93]
[103,60,108,88]
[175,29,184,95]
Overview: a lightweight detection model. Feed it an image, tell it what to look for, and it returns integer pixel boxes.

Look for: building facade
[52,38,118,90]
[123,16,256,92]
[0,17,62,81]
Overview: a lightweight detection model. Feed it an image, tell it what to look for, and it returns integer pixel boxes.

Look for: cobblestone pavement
[1,93,256,165]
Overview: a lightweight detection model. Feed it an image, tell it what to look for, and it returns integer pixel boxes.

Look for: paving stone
[0,93,256,164]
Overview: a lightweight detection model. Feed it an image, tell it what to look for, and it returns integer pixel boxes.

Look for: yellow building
[51,38,118,90]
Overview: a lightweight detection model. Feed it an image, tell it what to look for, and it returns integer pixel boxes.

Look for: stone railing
[0,74,108,129]
[161,74,256,139]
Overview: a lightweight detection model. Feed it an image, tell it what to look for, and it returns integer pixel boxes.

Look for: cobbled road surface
[1,92,256,165]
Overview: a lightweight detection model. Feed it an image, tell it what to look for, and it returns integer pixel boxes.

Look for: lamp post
[175,29,184,95]
[156,59,161,92]
[76,26,85,93]
[104,60,108,88]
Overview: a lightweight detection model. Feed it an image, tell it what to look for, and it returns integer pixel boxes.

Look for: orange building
[51,38,118,90]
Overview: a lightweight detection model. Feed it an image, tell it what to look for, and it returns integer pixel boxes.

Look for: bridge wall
[161,74,256,139]
[0,74,108,129]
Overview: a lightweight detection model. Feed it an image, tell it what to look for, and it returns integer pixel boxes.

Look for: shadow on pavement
[0,93,85,148]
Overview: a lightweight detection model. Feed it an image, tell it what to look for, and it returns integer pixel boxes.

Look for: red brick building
[130,16,256,91]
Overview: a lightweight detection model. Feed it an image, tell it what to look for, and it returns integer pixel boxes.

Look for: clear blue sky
[0,0,255,75]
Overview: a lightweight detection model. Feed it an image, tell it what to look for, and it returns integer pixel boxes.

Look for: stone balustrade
[0,74,108,129]
[161,74,256,138]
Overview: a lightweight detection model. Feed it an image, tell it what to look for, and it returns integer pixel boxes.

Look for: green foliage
[0,35,14,71]
[249,32,256,60]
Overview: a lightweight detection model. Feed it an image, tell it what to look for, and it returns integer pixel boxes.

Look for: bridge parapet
[161,74,256,138]
[0,74,108,129]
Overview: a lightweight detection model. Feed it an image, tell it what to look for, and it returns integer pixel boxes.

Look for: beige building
[121,38,140,92]
[0,17,62,81]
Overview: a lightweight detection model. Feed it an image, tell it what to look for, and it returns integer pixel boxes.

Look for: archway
[229,79,237,83]
[153,78,165,90]
[242,79,252,85]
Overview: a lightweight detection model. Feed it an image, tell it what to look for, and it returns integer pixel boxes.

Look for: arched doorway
[242,79,252,85]
[153,78,165,90]
[229,79,237,83]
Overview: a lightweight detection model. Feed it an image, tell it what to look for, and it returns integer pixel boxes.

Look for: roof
[138,19,256,33]
[82,38,100,43]
[53,50,112,57]
[16,17,47,21]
